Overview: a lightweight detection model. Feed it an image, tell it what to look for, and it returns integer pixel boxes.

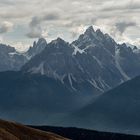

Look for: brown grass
[0,119,69,140]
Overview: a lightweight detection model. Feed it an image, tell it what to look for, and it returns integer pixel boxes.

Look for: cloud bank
[0,0,139,49]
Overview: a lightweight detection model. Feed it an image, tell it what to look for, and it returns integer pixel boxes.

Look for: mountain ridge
[21,26,140,96]
[0,38,47,72]
[1,26,140,97]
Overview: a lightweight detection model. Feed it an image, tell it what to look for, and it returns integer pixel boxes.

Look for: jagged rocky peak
[82,26,99,41]
[21,25,140,96]
[133,46,140,54]
[56,37,65,41]
[36,37,47,46]
[50,37,69,49]
[73,26,116,54]
[85,26,115,43]
[32,41,36,48]
[120,43,133,55]
[0,43,15,53]
[77,26,114,43]
[120,43,136,49]
[133,46,138,50]
[0,43,27,72]
[96,28,103,36]
[33,37,47,49]
[96,29,108,41]
[84,26,95,35]
[120,43,127,47]
[31,38,47,49]
[27,37,47,58]
[72,26,97,49]
[84,26,114,42]
[84,26,105,39]
[52,37,67,44]
[104,33,115,43]
[124,43,140,54]
[118,43,133,52]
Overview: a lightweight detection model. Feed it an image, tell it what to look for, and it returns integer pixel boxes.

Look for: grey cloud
[26,28,42,38]
[29,16,41,27]
[0,0,15,5]
[0,0,139,46]
[43,13,60,21]
[115,21,137,34]
[29,13,60,27]
[102,0,140,11]
[26,18,42,38]
[26,12,60,38]
[0,21,13,33]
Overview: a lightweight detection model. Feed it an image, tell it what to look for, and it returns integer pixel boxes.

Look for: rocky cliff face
[0,44,27,71]
[0,38,47,72]
[21,26,140,95]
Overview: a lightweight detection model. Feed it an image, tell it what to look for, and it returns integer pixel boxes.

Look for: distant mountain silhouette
[32,125,140,140]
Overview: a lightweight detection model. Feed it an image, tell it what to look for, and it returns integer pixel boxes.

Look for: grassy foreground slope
[0,119,69,140]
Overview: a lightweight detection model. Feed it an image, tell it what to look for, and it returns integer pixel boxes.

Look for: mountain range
[1,26,140,135]
[1,26,140,96]
[22,26,140,96]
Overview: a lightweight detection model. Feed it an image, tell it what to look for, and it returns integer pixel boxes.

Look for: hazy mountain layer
[59,76,140,135]
[0,71,93,124]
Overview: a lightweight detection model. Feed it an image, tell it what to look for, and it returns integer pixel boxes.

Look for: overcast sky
[0,0,140,51]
